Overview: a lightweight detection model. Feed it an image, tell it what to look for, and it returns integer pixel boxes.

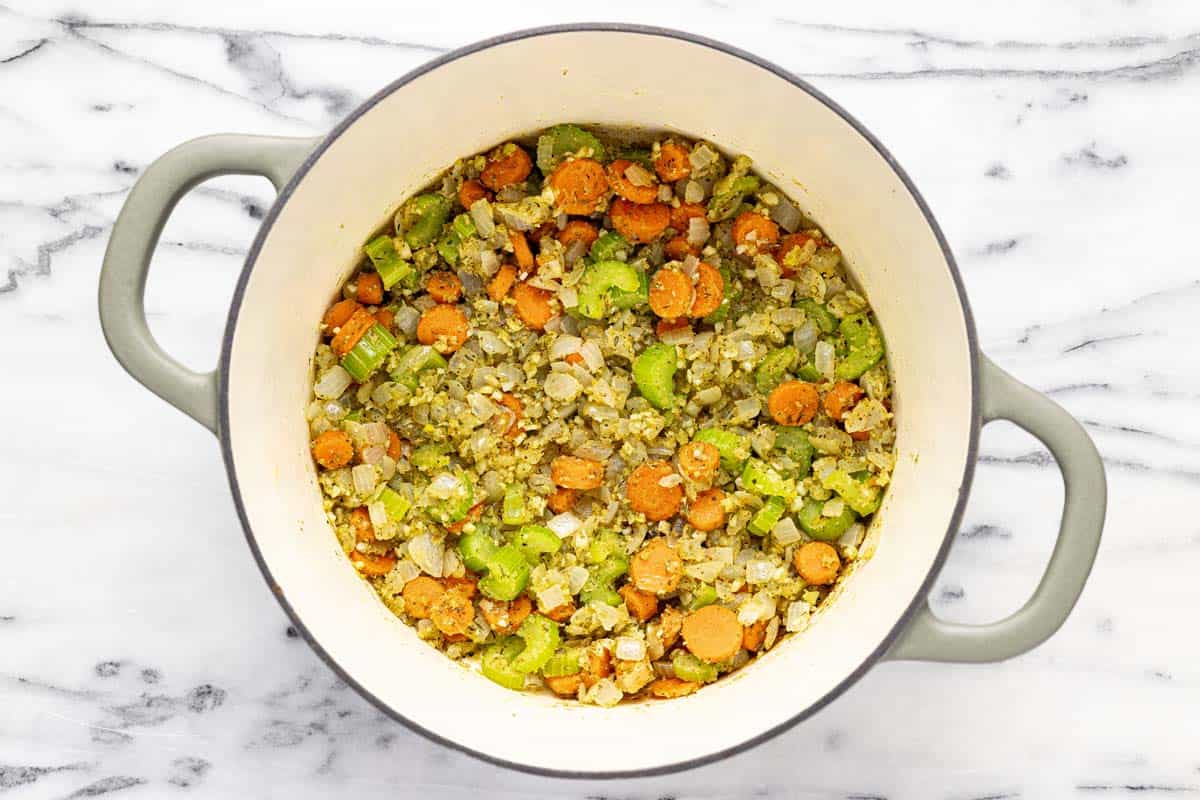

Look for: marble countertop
[2,1,1197,797]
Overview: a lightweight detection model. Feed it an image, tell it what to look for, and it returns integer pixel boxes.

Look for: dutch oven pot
[98,25,1106,778]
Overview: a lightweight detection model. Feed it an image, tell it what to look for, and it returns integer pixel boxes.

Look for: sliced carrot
[543,601,576,623]
[323,298,360,331]
[619,584,659,622]
[511,282,556,331]
[547,487,578,514]
[669,202,707,232]
[677,441,720,483]
[350,550,396,577]
[386,429,403,460]
[312,430,354,469]
[629,537,683,594]
[794,541,841,585]
[510,229,534,271]
[768,380,820,426]
[682,605,742,663]
[824,381,864,422]
[732,211,780,253]
[330,307,377,356]
[356,272,383,305]
[655,142,693,182]
[442,575,478,598]
[606,158,659,204]
[480,144,533,191]
[479,595,532,635]
[416,304,470,354]
[445,501,485,534]
[548,158,609,215]
[426,271,463,304]
[487,263,517,301]
[850,430,871,442]
[659,605,684,649]
[494,392,523,439]
[648,268,694,319]
[742,620,767,652]
[778,232,817,276]
[564,352,585,366]
[349,507,375,542]
[458,179,490,210]
[686,488,726,532]
[664,235,699,260]
[401,576,445,618]
[626,462,684,522]
[656,317,692,339]
[610,198,670,243]
[376,307,395,330]
[550,456,605,490]
[430,585,475,636]
[582,646,613,688]
[545,673,584,697]
[530,221,557,242]
[557,219,600,251]
[649,676,700,698]
[688,262,724,318]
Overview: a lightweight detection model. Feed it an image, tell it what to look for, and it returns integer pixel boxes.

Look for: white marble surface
[2,1,1198,797]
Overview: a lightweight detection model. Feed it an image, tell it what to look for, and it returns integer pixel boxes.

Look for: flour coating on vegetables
[306,125,896,705]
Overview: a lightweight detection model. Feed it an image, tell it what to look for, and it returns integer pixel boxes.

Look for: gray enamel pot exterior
[97,25,1106,778]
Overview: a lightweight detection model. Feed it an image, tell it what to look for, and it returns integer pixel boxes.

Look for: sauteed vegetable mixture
[306,125,895,705]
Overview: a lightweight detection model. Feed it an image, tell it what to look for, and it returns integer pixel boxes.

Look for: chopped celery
[514,525,562,563]
[589,231,630,263]
[363,235,415,290]
[390,344,447,390]
[796,362,823,382]
[773,427,814,479]
[343,409,363,423]
[501,484,530,527]
[580,555,629,606]
[754,346,798,394]
[424,471,475,525]
[822,469,881,515]
[411,442,450,474]
[707,157,759,222]
[632,344,677,410]
[609,267,649,310]
[576,259,644,319]
[457,527,499,573]
[673,650,719,682]
[340,324,397,382]
[377,487,411,521]
[797,499,857,541]
[481,637,526,689]
[694,428,750,472]
[437,213,477,266]
[796,299,837,334]
[536,123,606,173]
[511,614,560,674]
[399,193,451,249]
[586,530,625,565]
[835,314,884,380]
[478,544,530,601]
[688,583,718,610]
[748,496,787,536]
[741,459,795,499]
[541,647,584,677]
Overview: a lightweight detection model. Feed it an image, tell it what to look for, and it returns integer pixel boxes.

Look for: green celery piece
[609,267,649,311]
[340,324,397,382]
[796,362,823,382]
[410,443,450,474]
[377,487,411,521]
[481,637,526,690]
[457,527,499,573]
[741,459,795,499]
[478,544,530,601]
[576,259,643,319]
[835,314,884,380]
[399,193,451,249]
[589,231,630,263]
[797,499,857,541]
[615,145,654,170]
[703,264,738,324]
[707,169,759,222]
[673,650,719,682]
[514,525,562,563]
[424,471,475,525]
[586,530,624,565]
[795,299,836,334]
[437,213,477,266]
[748,496,787,536]
[536,124,606,173]
[580,555,629,606]
[390,345,447,390]
[363,235,414,290]
[773,427,814,479]
[501,484,530,527]
[693,428,750,473]
[754,346,798,394]
[632,344,677,410]
[343,409,364,423]
[511,614,560,674]
[822,469,881,516]
[541,647,584,677]
[688,583,718,610]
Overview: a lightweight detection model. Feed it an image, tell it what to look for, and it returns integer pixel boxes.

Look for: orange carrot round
[778,232,817,276]
[629,537,684,594]
[426,271,463,304]
[656,317,692,339]
[610,198,670,243]
[323,298,360,331]
[330,307,377,356]
[606,158,659,204]
[458,179,490,209]
[649,676,700,699]
[823,381,864,422]
[487,263,517,301]
[356,272,383,305]
[655,142,693,182]
[545,673,583,697]
[543,601,575,623]
[664,236,699,260]
[686,488,726,532]
[619,584,660,621]
[551,455,605,490]
[402,576,445,619]
[678,441,720,483]
[510,229,534,271]
[682,604,742,663]
[312,430,354,469]
[768,380,820,426]
[548,158,609,215]
[480,144,532,191]
[742,619,767,652]
[479,595,532,635]
[669,202,707,232]
[648,268,694,319]
[430,586,475,636]
[376,307,395,330]
[386,429,403,460]
[794,541,841,585]
[349,507,375,542]
[511,282,556,331]
[732,211,780,253]
[547,487,578,514]
[688,262,724,318]
[495,392,523,439]
[557,219,600,251]
[582,646,613,688]
[350,550,396,576]
[416,304,470,353]
[626,462,684,522]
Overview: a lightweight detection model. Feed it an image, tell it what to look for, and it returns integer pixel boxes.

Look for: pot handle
[98,134,316,433]
[886,354,1105,662]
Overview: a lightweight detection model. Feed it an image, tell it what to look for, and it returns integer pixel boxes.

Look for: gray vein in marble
[0,36,45,63]
[0,762,92,792]
[63,775,146,798]
[1063,144,1130,169]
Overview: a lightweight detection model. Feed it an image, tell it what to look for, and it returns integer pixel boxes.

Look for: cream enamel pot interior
[98,25,1106,778]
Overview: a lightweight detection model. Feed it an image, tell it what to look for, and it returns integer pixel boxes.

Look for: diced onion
[395,306,421,337]
[559,286,579,309]
[477,330,509,355]
[772,517,802,545]
[351,464,378,495]
[314,366,352,399]
[408,533,444,577]
[615,637,646,661]
[785,601,812,632]
[624,163,656,187]
[544,372,582,402]
[769,195,803,233]
[567,565,590,594]
[578,340,604,371]
[479,248,499,276]
[746,560,775,584]
[687,217,710,247]
[547,512,582,538]
[549,335,582,360]
[815,340,836,379]
[469,199,495,237]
